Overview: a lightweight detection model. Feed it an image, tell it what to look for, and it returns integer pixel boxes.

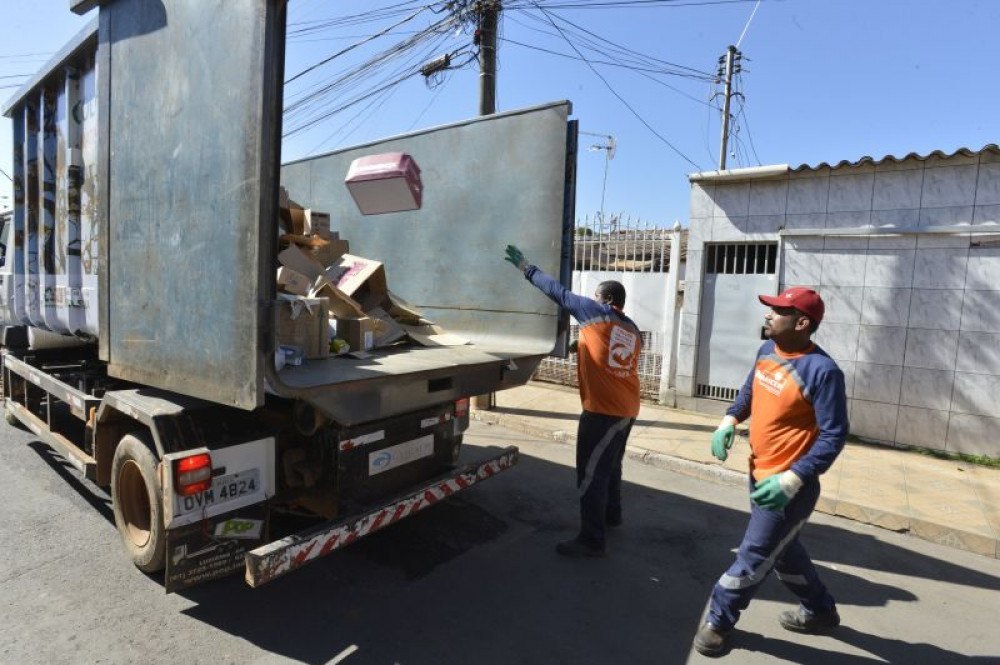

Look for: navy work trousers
[576,410,634,547]
[708,475,836,630]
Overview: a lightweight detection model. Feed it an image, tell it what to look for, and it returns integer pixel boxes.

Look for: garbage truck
[0,0,576,592]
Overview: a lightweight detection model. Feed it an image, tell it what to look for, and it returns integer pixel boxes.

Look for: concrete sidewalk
[471,381,1000,559]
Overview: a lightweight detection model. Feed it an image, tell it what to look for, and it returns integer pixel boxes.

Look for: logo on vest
[608,325,637,370]
[755,368,787,396]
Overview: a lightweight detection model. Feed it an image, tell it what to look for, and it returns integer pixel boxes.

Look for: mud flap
[165,504,269,593]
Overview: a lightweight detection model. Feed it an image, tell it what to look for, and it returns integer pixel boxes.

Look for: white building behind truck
[677,145,1000,458]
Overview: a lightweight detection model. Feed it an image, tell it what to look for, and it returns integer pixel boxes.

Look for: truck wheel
[111,432,166,573]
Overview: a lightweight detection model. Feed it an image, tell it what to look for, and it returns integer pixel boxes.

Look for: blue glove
[710,416,737,461]
[750,471,804,510]
[504,244,528,272]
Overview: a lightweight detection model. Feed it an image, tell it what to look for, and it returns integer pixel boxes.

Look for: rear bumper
[245,446,519,587]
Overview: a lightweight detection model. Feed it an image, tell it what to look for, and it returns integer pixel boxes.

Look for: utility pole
[478,1,499,115]
[716,44,740,170]
[473,0,500,411]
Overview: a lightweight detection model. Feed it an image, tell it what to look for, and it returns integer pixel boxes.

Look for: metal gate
[533,214,674,399]
[696,242,778,400]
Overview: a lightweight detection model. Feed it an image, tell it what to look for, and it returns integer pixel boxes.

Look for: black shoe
[693,623,729,657]
[555,538,607,558]
[606,514,623,528]
[779,607,840,634]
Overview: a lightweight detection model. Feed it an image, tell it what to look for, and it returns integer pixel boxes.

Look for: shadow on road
[28,440,114,525]
[20,436,998,664]
[174,446,994,665]
[736,627,1000,663]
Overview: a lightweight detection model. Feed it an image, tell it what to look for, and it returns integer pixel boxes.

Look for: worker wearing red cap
[694,287,849,657]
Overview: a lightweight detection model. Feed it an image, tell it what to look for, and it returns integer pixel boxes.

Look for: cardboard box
[278,244,326,282]
[303,210,331,240]
[286,205,307,235]
[386,290,431,326]
[400,322,469,347]
[335,316,374,353]
[276,267,312,296]
[310,238,350,268]
[276,297,329,359]
[308,276,366,319]
[345,152,422,215]
[280,233,327,248]
[323,253,388,312]
[368,307,407,347]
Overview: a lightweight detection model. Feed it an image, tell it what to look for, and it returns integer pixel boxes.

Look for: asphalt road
[1,418,998,664]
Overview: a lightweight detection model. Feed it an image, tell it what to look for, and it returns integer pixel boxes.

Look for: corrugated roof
[690,144,1000,183]
[790,143,1000,173]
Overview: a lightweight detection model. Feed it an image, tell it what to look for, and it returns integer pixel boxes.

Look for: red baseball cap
[759,287,825,324]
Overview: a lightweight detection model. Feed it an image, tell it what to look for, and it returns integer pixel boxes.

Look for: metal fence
[573,213,675,273]
[533,214,674,399]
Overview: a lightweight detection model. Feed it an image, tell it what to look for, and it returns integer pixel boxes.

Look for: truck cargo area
[0,0,577,590]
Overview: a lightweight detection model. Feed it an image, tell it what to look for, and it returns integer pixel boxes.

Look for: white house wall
[682,149,1000,456]
[573,271,669,332]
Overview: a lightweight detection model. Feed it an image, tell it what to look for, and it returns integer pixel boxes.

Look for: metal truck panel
[101,0,284,409]
[281,102,573,349]
[1,21,99,337]
[6,4,573,417]
[273,103,576,423]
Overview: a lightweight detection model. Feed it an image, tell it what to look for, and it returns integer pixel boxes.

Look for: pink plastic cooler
[344,152,423,215]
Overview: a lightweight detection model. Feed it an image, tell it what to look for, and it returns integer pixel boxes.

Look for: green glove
[504,244,528,272]
[750,471,804,510]
[710,416,737,461]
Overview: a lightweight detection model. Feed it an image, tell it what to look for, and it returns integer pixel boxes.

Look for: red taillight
[173,453,213,496]
[454,398,469,418]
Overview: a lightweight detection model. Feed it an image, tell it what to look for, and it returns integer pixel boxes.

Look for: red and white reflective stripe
[246,447,518,587]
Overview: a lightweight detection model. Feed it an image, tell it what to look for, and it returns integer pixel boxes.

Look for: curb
[471,409,1000,560]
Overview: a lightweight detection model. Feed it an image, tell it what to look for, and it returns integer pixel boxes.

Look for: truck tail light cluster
[173,453,213,496]
[454,398,469,418]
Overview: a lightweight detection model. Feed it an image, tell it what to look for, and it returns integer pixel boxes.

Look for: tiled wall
[682,150,1000,455]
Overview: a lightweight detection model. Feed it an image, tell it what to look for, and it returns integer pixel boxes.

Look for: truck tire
[111,432,166,573]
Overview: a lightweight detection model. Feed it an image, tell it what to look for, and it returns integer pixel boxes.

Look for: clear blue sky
[2,0,998,227]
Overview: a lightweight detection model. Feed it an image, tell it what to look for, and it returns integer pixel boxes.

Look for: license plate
[176,469,261,516]
[368,435,434,476]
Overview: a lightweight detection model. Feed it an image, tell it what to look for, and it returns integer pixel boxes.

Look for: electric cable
[533,3,702,169]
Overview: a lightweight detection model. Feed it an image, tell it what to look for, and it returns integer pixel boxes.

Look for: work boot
[693,623,729,657]
[555,538,607,558]
[778,607,841,634]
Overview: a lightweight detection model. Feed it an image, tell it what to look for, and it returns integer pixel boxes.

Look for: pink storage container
[344,152,422,215]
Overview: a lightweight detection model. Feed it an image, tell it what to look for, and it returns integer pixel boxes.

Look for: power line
[284,68,423,138]
[533,3,701,169]
[283,16,456,125]
[510,8,714,80]
[286,5,430,84]
[498,35,717,107]
[735,0,761,48]
[531,0,764,8]
[734,73,761,164]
